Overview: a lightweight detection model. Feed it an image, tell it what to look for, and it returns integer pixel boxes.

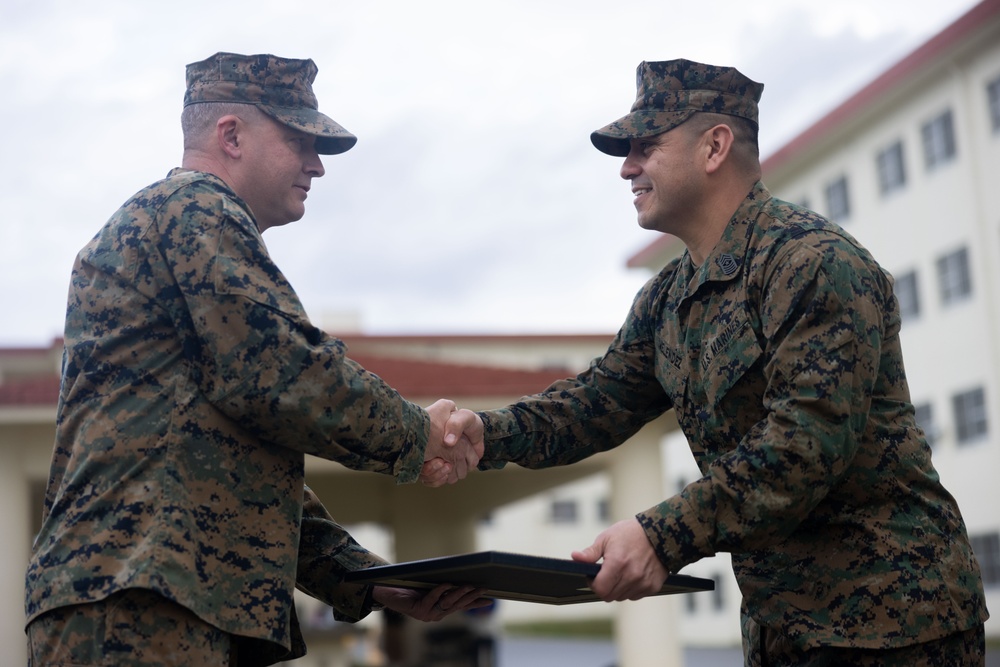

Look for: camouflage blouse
[480,182,988,649]
[25,169,430,664]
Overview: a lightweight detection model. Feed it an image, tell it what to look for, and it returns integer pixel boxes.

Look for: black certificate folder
[343,551,714,605]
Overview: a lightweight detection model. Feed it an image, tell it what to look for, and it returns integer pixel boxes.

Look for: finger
[571,543,602,564]
[426,398,457,414]
[450,448,469,480]
[419,458,446,478]
[426,584,452,606]
[442,409,469,447]
[419,459,453,488]
[448,587,487,610]
[460,435,481,470]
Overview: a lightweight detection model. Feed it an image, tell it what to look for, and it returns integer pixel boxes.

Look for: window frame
[913,401,937,447]
[549,499,578,524]
[970,532,1000,587]
[988,75,1000,134]
[921,109,957,169]
[953,386,988,444]
[876,140,907,195]
[824,175,851,223]
[936,247,973,305]
[894,269,921,321]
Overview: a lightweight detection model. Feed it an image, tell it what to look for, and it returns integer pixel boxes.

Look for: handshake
[420,399,485,487]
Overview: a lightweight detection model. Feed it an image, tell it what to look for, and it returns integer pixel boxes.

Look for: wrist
[365,586,386,613]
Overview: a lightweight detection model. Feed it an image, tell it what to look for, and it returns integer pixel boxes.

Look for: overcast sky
[0,0,982,347]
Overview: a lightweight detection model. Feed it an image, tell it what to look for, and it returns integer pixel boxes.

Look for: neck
[181,149,234,189]
[683,177,757,266]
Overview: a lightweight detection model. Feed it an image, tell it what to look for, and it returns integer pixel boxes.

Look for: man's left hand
[372,584,490,622]
[571,518,668,601]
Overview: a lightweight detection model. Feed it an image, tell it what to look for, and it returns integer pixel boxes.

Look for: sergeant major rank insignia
[716,253,740,275]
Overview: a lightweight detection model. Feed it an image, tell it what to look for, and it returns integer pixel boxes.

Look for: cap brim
[260,106,357,155]
[590,109,695,157]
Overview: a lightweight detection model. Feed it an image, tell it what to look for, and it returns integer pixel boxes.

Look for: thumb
[571,540,604,564]
[443,409,480,446]
[443,414,462,446]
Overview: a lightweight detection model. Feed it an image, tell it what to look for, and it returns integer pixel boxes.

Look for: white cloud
[0,0,981,345]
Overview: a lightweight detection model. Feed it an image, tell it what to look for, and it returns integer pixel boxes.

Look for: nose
[620,145,642,181]
[305,149,325,178]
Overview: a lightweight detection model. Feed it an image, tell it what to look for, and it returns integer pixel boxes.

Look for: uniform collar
[677,181,770,303]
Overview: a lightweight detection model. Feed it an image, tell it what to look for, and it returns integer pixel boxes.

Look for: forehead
[256,114,316,143]
[630,130,675,148]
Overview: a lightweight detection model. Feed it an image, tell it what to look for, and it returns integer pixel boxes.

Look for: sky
[0,0,983,347]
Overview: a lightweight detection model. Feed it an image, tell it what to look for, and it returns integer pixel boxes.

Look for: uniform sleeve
[480,281,671,469]
[295,484,389,622]
[149,188,429,482]
[637,238,889,572]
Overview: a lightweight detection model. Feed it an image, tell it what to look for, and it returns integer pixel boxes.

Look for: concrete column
[384,491,482,667]
[391,494,478,562]
[607,417,683,667]
[1,438,31,666]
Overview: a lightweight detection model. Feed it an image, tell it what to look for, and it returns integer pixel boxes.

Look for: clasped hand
[421,400,485,487]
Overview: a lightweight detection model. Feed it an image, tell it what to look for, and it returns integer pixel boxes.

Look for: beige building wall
[762,7,1000,642]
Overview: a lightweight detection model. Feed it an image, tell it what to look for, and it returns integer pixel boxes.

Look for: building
[3,1,999,664]
[1,334,691,667]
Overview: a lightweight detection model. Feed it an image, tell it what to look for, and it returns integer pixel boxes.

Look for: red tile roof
[0,356,570,408]
[761,0,999,178]
[0,375,61,406]
[352,354,570,399]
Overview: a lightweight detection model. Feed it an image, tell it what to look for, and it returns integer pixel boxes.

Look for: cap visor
[261,106,357,155]
[590,109,694,157]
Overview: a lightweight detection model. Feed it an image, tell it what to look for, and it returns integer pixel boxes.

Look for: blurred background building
[2,1,998,664]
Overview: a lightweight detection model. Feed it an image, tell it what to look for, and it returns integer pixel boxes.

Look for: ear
[216,115,242,160]
[703,124,735,175]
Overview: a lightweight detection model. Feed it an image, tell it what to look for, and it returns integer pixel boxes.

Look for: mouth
[631,185,652,203]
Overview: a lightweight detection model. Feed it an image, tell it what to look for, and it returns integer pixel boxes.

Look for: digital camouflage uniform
[479,60,989,660]
[25,54,430,666]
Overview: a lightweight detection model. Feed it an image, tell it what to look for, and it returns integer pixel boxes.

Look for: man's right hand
[422,402,484,487]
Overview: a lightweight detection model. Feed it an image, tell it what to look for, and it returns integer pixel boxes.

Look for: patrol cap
[591,59,764,157]
[184,52,356,155]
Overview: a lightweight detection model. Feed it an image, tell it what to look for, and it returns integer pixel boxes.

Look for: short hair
[180,102,263,150]
[683,111,760,164]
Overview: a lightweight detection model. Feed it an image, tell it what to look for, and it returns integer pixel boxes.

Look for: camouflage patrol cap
[184,52,356,155]
[591,59,764,157]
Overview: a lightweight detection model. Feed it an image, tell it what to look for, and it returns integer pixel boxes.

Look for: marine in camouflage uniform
[475,60,989,664]
[25,52,478,666]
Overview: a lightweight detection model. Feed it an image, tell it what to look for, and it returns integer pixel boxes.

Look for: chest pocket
[698,310,764,408]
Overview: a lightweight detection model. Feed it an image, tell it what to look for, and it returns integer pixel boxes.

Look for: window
[922,109,957,169]
[970,532,1000,587]
[936,247,972,305]
[685,591,697,613]
[876,141,906,195]
[549,499,578,524]
[953,387,988,444]
[825,176,851,222]
[988,76,1000,133]
[913,402,937,446]
[675,477,688,494]
[597,498,610,523]
[711,573,725,611]
[894,270,920,320]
